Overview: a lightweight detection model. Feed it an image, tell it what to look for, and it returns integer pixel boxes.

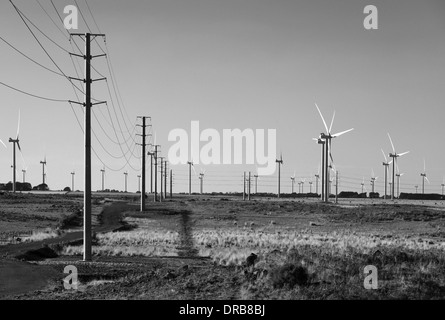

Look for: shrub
[269,263,309,288]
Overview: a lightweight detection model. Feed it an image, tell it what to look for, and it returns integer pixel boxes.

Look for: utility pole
[164,160,168,200]
[248,171,251,201]
[71,171,75,192]
[243,172,246,200]
[149,152,154,193]
[137,116,150,211]
[254,174,258,194]
[170,169,173,199]
[124,171,128,192]
[40,159,47,185]
[187,160,193,195]
[335,171,338,204]
[153,145,160,202]
[22,169,26,183]
[69,32,107,262]
[159,156,164,202]
[100,167,105,191]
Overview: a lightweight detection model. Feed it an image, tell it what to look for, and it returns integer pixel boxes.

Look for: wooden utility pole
[248,171,251,201]
[69,32,106,262]
[243,172,246,200]
[159,156,164,202]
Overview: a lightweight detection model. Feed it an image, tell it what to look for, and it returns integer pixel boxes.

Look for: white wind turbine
[381,149,393,199]
[370,168,378,194]
[387,133,409,200]
[290,171,296,194]
[420,159,430,194]
[314,103,354,202]
[9,110,25,193]
[395,162,404,198]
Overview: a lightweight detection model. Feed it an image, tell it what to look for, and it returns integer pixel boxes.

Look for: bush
[269,263,309,289]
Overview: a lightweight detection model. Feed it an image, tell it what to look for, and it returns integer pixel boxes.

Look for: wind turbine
[381,149,392,200]
[199,168,206,194]
[253,173,259,194]
[420,159,430,194]
[290,171,295,194]
[314,103,354,203]
[441,177,444,196]
[276,153,283,198]
[395,163,404,198]
[370,169,378,193]
[187,159,196,195]
[309,180,313,193]
[100,167,105,191]
[40,156,47,186]
[71,171,75,192]
[300,178,306,194]
[9,110,23,193]
[124,171,128,192]
[387,133,409,200]
[314,164,320,195]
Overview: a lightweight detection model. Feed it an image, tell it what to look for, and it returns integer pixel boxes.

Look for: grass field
[1,193,445,299]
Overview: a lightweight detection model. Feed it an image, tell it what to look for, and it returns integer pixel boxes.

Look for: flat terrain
[1,193,444,299]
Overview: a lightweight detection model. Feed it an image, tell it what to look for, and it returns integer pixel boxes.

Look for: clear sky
[0,0,444,194]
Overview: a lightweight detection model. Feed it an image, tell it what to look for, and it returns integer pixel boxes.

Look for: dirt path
[0,202,133,298]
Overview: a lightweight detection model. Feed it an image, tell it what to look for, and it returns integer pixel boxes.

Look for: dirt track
[0,201,132,299]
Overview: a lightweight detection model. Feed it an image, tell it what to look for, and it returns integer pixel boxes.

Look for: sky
[0,0,444,194]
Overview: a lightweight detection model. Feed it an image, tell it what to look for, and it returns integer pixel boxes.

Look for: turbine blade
[425,176,430,184]
[387,133,395,153]
[314,103,329,133]
[16,109,21,139]
[0,139,6,148]
[424,158,426,173]
[371,168,375,178]
[329,110,336,134]
[17,141,21,152]
[398,151,409,157]
[332,128,354,138]
[381,149,388,162]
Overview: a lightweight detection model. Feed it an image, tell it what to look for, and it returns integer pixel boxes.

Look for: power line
[0,81,68,102]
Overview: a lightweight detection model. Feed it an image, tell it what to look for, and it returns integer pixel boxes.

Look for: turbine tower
[441,177,444,196]
[314,103,353,203]
[40,156,47,185]
[100,167,105,191]
[253,174,259,194]
[290,172,295,194]
[387,133,409,200]
[381,149,392,200]
[22,169,26,183]
[9,111,22,193]
[124,171,128,192]
[71,171,75,192]
[187,160,194,195]
[276,153,283,198]
[199,170,205,195]
[137,175,141,193]
[420,159,429,194]
[370,169,378,194]
[395,163,404,198]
